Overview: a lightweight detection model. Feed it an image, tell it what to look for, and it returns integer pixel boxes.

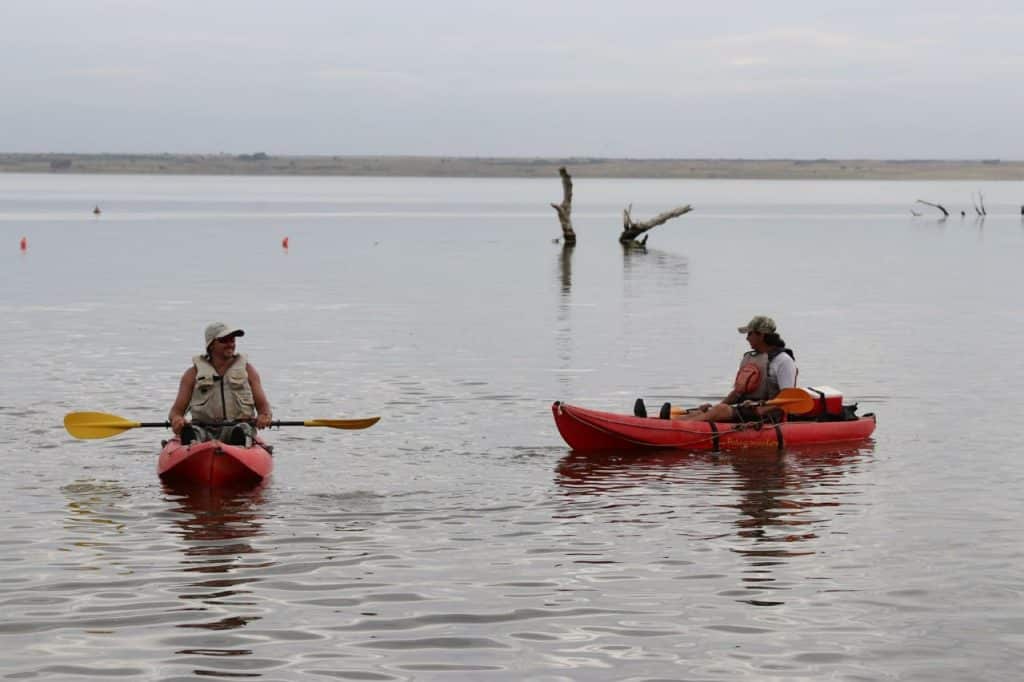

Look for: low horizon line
[1,152,1021,163]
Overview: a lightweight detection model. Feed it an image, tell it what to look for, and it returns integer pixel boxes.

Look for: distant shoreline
[3,152,1024,181]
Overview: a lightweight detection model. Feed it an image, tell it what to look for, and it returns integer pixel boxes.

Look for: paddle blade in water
[64,412,143,439]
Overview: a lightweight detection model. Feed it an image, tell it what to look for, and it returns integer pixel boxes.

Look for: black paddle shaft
[192,420,302,428]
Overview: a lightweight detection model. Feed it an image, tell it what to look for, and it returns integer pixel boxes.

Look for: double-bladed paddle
[63,411,381,440]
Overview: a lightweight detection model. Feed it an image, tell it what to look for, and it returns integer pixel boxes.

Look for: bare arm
[168,366,197,434]
[720,388,743,406]
[247,364,273,429]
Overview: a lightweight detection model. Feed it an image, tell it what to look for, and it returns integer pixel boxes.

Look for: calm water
[1,173,1023,680]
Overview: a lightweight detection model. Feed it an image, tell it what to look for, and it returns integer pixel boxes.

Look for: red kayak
[552,401,876,452]
[157,437,273,488]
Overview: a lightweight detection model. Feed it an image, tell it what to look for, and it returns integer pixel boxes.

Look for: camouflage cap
[738,315,776,334]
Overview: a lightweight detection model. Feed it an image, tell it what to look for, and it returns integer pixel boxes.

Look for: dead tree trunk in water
[550,166,692,245]
[549,167,577,245]
[620,204,693,245]
[915,199,949,218]
[973,191,987,216]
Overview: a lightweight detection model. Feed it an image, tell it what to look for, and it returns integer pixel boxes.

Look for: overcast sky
[4,0,1023,159]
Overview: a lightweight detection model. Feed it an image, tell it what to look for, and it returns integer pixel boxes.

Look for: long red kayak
[552,401,876,452]
[157,438,273,488]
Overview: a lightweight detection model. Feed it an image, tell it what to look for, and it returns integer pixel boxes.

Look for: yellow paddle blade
[302,417,380,430]
[64,412,143,439]
[767,387,816,415]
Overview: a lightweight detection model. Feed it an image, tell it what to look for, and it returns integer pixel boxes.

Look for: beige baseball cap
[738,315,776,334]
[204,322,245,348]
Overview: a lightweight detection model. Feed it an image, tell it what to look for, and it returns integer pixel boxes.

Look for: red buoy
[282,236,289,249]
[20,237,27,251]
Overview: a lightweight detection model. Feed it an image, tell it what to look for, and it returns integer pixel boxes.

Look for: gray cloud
[3,0,1023,158]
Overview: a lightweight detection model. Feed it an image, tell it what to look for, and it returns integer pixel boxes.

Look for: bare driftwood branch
[619,203,693,244]
[549,166,577,245]
[915,199,949,218]
[973,191,987,216]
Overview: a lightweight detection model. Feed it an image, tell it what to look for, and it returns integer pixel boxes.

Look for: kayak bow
[158,437,273,488]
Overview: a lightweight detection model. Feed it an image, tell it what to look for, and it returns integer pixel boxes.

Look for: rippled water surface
[2,174,1023,680]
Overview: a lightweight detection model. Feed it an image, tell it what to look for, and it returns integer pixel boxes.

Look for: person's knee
[181,424,210,444]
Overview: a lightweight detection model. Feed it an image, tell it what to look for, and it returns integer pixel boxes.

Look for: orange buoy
[20,237,27,251]
[281,236,289,249]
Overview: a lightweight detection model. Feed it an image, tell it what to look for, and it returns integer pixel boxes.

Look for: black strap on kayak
[708,421,720,453]
[773,422,785,450]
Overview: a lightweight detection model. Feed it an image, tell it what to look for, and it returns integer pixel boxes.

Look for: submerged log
[619,204,693,244]
[549,167,577,245]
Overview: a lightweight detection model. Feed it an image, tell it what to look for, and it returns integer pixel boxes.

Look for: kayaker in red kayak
[168,322,273,446]
[637,315,798,422]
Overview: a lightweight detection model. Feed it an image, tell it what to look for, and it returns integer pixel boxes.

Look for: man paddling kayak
[168,322,273,446]
[637,315,798,422]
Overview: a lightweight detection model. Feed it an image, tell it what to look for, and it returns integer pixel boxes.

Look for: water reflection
[726,447,864,554]
[165,483,266,549]
[557,445,870,532]
[621,245,689,295]
[59,480,135,575]
[555,443,873,604]
[973,214,986,241]
[161,484,269,674]
[554,244,575,394]
[166,487,265,617]
[165,483,266,611]
[62,480,132,538]
[556,448,715,494]
[556,242,574,296]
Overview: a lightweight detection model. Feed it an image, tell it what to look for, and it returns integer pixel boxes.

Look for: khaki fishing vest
[189,353,255,422]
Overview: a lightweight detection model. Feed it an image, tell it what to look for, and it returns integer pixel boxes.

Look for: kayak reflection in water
[168,322,273,446]
[638,315,798,423]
